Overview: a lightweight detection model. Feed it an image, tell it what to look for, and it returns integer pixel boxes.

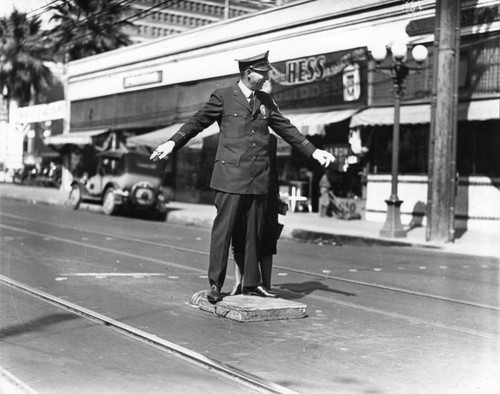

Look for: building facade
[47,0,500,233]
[123,0,287,43]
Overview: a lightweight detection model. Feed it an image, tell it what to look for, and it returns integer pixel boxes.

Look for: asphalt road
[0,198,499,394]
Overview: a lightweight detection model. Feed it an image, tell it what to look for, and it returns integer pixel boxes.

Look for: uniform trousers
[209,191,265,289]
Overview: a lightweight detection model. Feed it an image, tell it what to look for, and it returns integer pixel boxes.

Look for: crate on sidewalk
[197,294,307,322]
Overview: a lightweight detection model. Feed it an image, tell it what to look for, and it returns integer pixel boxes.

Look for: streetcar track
[1,221,499,341]
[1,213,498,312]
[0,274,298,394]
[276,288,500,342]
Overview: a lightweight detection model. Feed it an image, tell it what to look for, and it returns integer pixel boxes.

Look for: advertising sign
[269,48,368,110]
[16,101,66,124]
[123,71,163,89]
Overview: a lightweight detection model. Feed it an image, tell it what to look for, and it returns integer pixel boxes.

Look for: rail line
[1,212,498,313]
[0,274,298,394]
[1,219,499,342]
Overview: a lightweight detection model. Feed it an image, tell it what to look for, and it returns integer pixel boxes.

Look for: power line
[1,0,60,24]
[121,0,182,24]
[53,0,183,55]
[50,0,136,31]
[24,0,61,18]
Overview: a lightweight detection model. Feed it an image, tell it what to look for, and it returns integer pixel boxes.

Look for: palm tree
[48,0,133,61]
[0,9,53,108]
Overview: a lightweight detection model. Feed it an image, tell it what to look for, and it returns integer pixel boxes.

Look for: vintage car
[68,150,169,219]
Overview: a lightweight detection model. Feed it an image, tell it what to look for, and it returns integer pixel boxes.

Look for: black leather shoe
[243,285,279,298]
[206,285,223,303]
[263,287,278,297]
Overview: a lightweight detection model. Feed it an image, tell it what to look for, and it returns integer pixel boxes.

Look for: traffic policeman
[151,50,335,303]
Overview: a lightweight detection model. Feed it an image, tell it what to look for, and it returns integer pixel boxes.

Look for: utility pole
[60,52,72,192]
[426,0,461,243]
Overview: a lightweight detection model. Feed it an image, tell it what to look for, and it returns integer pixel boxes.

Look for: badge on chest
[259,104,268,118]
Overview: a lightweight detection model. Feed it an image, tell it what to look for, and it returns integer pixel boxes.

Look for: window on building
[368,125,429,174]
[364,118,499,177]
[457,120,500,177]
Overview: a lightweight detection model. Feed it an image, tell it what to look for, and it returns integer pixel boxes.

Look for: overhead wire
[24,0,61,17]
[118,0,183,24]
[49,0,136,31]
[52,0,184,50]
[0,0,60,24]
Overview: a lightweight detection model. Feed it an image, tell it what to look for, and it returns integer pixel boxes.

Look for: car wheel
[68,185,82,210]
[103,188,118,215]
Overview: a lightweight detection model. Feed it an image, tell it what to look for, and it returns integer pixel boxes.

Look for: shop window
[330,145,350,173]
[457,120,500,177]
[399,126,429,173]
[369,125,429,174]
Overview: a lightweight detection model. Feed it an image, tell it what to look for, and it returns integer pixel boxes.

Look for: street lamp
[370,41,428,238]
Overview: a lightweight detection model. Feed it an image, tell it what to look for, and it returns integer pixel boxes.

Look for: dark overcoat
[169,83,316,194]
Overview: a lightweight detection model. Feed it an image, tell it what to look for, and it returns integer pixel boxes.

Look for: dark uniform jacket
[169,83,316,195]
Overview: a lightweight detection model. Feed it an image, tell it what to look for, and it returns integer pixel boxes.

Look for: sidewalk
[0,182,498,258]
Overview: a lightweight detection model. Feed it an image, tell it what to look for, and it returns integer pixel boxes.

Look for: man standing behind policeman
[150,51,334,303]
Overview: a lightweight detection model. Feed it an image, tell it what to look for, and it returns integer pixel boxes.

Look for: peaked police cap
[236,51,272,72]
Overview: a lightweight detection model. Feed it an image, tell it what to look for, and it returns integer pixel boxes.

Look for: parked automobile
[12,164,39,185]
[68,150,169,220]
[39,162,62,188]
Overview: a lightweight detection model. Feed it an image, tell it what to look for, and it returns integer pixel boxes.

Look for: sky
[0,0,54,24]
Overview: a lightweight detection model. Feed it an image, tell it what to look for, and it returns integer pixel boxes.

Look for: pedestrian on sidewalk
[150,50,335,303]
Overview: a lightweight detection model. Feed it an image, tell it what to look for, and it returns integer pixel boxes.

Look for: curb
[285,228,443,250]
[2,190,497,257]
[14,194,431,248]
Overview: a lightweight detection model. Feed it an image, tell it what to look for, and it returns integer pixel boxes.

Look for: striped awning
[127,122,219,148]
[349,99,500,127]
[283,108,360,135]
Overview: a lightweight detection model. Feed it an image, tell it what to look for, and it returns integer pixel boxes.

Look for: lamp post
[370,41,428,238]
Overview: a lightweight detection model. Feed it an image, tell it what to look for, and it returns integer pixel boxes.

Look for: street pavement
[0,182,498,259]
[1,190,498,393]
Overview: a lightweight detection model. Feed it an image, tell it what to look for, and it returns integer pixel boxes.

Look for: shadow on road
[0,313,80,340]
[277,280,357,299]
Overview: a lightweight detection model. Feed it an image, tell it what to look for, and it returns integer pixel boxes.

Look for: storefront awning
[44,129,109,145]
[461,99,500,121]
[284,109,360,135]
[349,105,431,127]
[349,99,500,128]
[127,122,219,148]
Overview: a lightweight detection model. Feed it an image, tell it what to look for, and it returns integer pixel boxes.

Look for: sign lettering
[124,71,162,89]
[270,48,368,110]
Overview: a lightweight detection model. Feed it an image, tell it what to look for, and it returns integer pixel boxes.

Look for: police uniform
[167,51,316,295]
[232,135,283,288]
